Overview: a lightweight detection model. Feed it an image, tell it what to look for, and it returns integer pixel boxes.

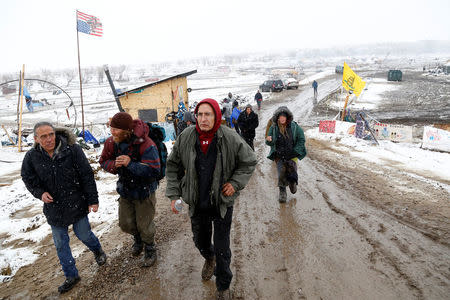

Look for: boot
[131,234,143,257]
[279,187,287,203]
[288,181,297,194]
[93,248,107,266]
[141,243,157,267]
[201,256,215,280]
[216,288,231,300]
[58,276,80,294]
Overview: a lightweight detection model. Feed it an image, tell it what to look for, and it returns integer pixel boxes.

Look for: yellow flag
[342,62,366,97]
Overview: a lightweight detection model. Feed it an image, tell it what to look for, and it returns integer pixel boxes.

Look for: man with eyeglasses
[21,122,106,294]
[166,98,257,300]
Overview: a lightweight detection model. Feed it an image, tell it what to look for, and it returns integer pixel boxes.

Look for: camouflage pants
[118,193,156,244]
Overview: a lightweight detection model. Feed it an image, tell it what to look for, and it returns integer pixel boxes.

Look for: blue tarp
[79,130,100,145]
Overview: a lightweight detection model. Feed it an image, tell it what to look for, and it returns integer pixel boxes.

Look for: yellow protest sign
[342,62,366,96]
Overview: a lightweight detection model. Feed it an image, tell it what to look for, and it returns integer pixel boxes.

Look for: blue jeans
[51,216,101,278]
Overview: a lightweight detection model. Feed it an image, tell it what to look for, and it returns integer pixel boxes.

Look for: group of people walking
[21,94,306,299]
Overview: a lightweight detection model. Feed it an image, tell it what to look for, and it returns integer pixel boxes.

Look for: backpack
[146,122,168,181]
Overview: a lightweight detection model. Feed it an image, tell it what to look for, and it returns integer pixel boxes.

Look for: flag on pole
[342,62,366,97]
[76,10,103,37]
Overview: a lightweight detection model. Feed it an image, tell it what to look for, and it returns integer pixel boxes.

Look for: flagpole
[76,10,85,139]
[18,65,25,152]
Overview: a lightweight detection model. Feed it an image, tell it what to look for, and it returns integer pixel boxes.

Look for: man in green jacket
[166,98,256,300]
[266,106,306,202]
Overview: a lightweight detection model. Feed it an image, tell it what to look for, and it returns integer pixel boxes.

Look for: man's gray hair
[33,121,55,136]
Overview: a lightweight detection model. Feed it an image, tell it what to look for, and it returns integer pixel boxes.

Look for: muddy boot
[141,243,157,267]
[93,248,107,266]
[216,288,231,300]
[58,276,80,294]
[279,186,287,203]
[288,181,297,194]
[201,256,215,280]
[131,234,143,257]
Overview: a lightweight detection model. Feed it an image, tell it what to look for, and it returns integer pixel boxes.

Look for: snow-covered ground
[306,128,450,193]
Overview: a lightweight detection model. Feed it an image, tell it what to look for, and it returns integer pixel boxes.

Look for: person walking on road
[177,111,196,136]
[265,106,306,203]
[221,97,233,127]
[312,80,318,100]
[254,90,263,110]
[230,100,241,134]
[21,122,107,294]
[99,112,161,267]
[237,104,259,150]
[166,98,257,300]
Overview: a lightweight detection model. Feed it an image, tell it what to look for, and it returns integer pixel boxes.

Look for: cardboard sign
[373,123,413,143]
[335,121,356,135]
[319,120,336,133]
[422,126,450,152]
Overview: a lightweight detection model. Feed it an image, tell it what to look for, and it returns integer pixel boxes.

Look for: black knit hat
[110,112,133,131]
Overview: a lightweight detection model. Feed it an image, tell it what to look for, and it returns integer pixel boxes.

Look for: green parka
[165,125,257,218]
[265,106,307,161]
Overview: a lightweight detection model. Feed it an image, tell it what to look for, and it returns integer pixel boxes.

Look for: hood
[245,104,253,111]
[33,127,77,149]
[194,98,222,134]
[271,106,293,124]
[131,119,149,144]
[183,111,196,123]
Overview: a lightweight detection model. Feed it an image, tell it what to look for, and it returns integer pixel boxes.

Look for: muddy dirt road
[1,76,449,299]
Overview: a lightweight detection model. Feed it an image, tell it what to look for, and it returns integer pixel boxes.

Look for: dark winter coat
[99,119,160,200]
[177,111,196,135]
[255,92,262,102]
[165,125,257,218]
[266,106,307,161]
[237,108,259,139]
[21,128,98,227]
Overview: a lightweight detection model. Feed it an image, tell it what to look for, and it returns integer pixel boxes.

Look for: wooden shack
[117,70,197,122]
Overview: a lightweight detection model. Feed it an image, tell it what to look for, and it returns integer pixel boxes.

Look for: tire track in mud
[306,139,450,299]
[320,190,424,299]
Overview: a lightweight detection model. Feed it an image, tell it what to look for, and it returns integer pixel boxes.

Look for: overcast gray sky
[1,0,449,72]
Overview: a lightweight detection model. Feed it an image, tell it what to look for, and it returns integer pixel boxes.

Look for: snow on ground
[328,77,400,111]
[306,127,450,193]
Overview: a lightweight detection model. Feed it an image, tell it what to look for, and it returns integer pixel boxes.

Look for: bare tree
[63,68,76,87]
[110,65,127,81]
[82,67,94,84]
[137,68,146,79]
[97,66,104,85]
[38,69,54,88]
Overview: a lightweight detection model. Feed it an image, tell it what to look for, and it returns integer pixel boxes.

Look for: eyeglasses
[195,112,213,119]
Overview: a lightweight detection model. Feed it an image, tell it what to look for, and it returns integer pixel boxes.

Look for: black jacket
[237,110,259,139]
[21,128,98,227]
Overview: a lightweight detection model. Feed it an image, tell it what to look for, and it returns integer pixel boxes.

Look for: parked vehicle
[387,70,402,81]
[283,78,299,90]
[259,79,284,92]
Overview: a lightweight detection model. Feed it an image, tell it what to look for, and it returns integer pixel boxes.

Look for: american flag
[77,10,103,37]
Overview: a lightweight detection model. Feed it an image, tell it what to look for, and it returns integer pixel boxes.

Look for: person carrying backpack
[100,112,161,267]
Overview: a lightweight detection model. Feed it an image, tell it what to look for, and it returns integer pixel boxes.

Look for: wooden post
[18,65,25,152]
[16,71,22,126]
[341,93,350,121]
[2,125,15,145]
